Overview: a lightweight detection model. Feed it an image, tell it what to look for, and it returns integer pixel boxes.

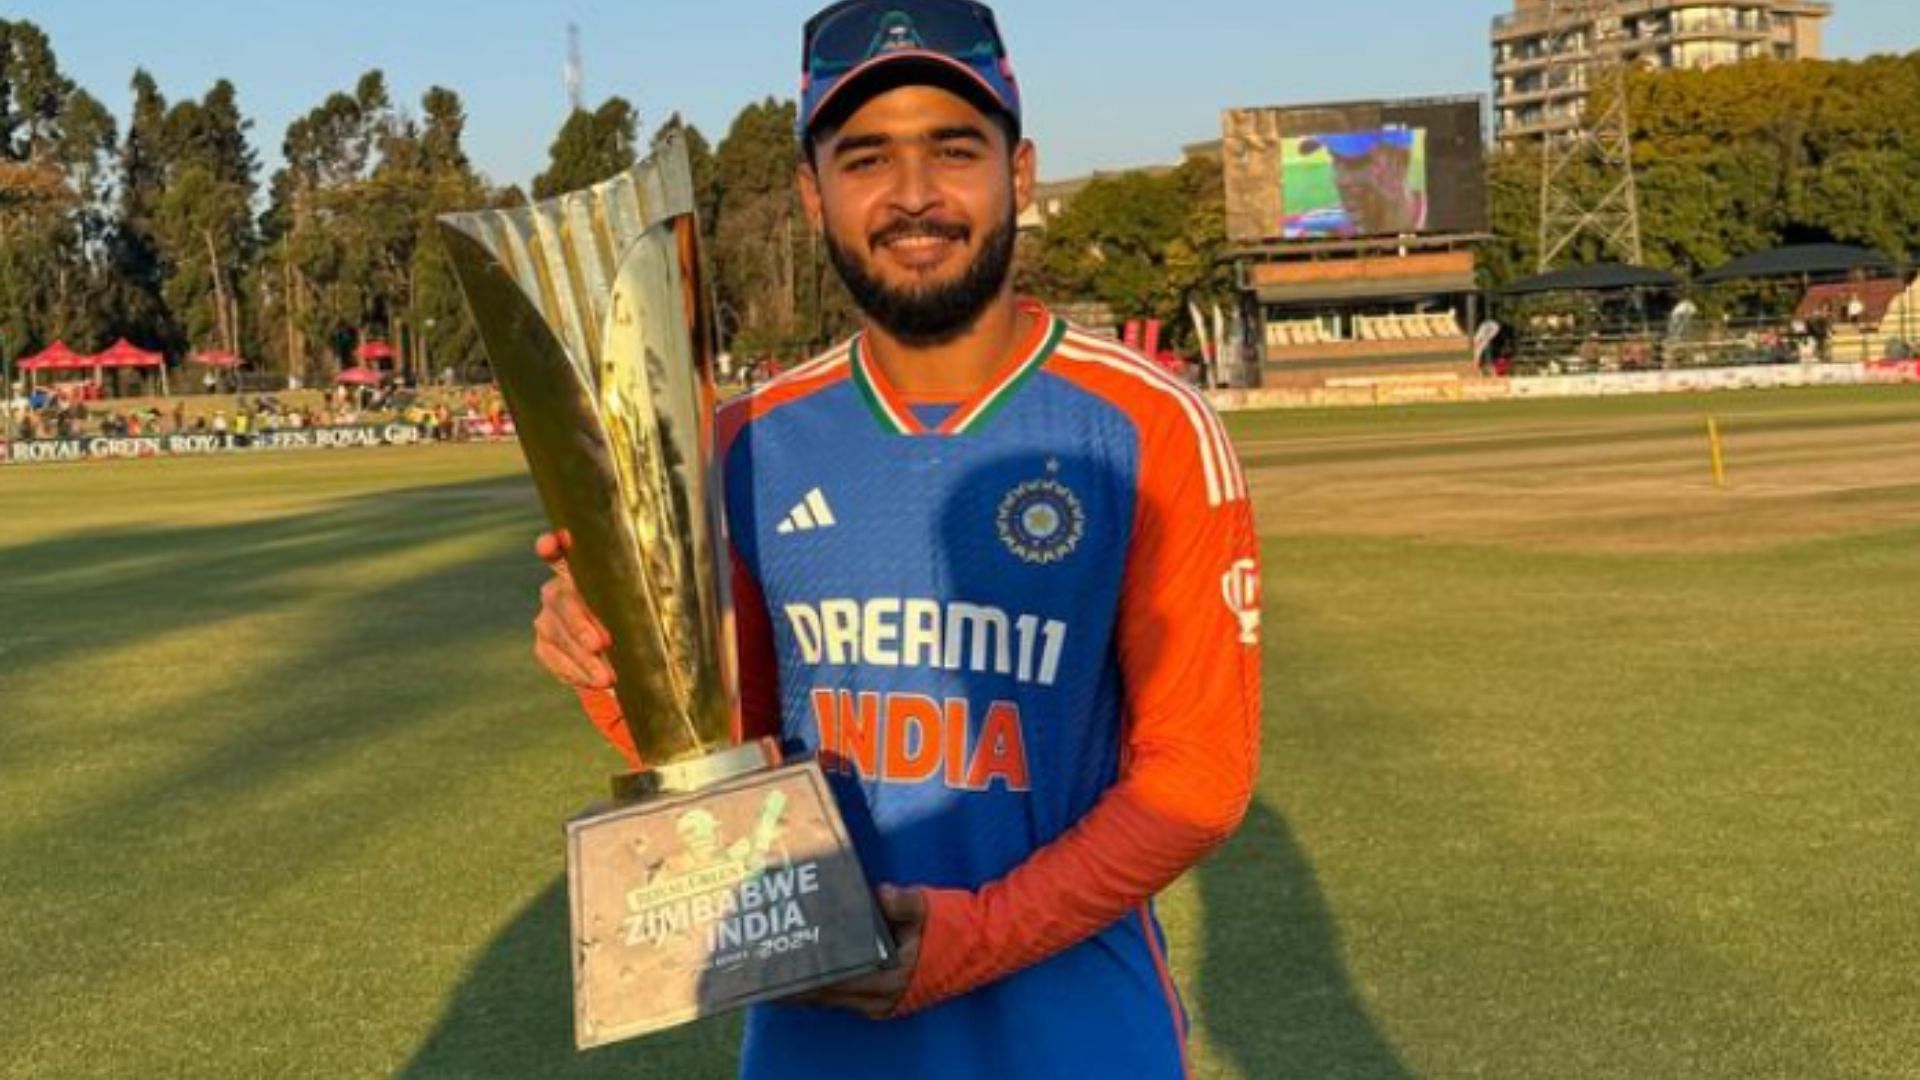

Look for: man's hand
[793,885,927,1020]
[532,530,617,690]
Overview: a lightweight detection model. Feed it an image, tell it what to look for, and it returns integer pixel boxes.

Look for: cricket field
[2,385,1917,1078]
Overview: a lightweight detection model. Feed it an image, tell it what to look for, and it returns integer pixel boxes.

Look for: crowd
[8,384,511,443]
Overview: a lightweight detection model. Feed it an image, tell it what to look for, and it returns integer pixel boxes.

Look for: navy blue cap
[799,1,1021,142]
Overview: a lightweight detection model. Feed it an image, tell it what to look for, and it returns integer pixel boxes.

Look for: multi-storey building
[1492,0,1830,146]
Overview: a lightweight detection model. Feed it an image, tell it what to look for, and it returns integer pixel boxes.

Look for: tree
[262,71,401,381]
[142,79,258,358]
[707,97,850,357]
[532,97,637,199]
[0,19,119,354]
[1025,157,1230,349]
[108,69,173,346]
[258,77,493,385]
[1486,51,1920,288]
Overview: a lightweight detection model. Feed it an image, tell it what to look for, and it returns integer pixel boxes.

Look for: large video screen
[1224,97,1486,245]
[1280,127,1429,239]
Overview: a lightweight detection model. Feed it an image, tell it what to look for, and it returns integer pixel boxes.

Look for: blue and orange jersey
[592,300,1261,1078]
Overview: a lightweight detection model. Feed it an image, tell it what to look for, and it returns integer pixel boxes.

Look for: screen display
[1224,97,1486,245]
[1280,127,1429,240]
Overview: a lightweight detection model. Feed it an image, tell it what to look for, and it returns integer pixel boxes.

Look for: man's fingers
[540,574,612,649]
[534,636,600,689]
[562,599,612,653]
[534,608,615,688]
[877,885,927,927]
[540,562,612,652]
[554,592,612,653]
[794,981,901,1018]
[534,529,574,564]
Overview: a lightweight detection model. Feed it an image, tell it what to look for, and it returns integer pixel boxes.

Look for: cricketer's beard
[827,211,1018,348]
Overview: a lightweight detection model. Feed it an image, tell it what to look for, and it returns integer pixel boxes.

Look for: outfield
[2,385,1917,1079]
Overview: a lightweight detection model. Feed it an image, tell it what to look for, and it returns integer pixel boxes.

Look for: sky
[8,0,1914,188]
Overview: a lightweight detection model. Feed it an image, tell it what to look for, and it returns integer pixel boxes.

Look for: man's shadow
[397,879,741,1080]
[1197,797,1412,1079]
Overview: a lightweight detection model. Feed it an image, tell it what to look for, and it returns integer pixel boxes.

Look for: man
[534,2,1260,1075]
[1297,127,1426,238]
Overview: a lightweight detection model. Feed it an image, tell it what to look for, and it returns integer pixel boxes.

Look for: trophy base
[607,740,780,804]
[566,747,894,1050]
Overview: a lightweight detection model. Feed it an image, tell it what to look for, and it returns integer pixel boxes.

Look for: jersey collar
[850,300,1065,436]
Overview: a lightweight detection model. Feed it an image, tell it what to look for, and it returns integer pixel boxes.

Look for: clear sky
[9,0,1914,188]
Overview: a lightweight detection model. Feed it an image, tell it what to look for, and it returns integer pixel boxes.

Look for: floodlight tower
[566,23,585,113]
[1537,0,1644,271]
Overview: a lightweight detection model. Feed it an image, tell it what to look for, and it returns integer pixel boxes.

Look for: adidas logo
[776,488,837,535]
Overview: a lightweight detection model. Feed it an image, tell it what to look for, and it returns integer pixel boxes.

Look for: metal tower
[566,23,585,113]
[1537,0,1644,270]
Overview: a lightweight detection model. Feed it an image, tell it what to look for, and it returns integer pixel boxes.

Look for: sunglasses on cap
[799,0,1021,141]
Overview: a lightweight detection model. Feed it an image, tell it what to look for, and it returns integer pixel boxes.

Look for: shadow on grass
[406,808,1412,1080]
[0,473,556,1005]
[396,878,740,1080]
[1197,798,1412,1080]
[0,473,539,677]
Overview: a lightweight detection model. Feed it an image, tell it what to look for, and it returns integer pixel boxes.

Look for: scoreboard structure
[1222,96,1491,388]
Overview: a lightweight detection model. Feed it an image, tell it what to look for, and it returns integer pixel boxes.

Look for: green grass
[3,387,1919,1078]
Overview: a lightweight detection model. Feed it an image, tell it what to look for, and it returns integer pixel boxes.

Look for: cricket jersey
[588,300,1261,1078]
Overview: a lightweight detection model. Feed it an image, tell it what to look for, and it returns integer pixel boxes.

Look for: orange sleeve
[898,393,1262,1014]
[730,544,782,743]
[577,686,642,771]
[576,543,783,765]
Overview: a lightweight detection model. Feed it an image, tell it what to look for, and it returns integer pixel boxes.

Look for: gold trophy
[439,130,891,1051]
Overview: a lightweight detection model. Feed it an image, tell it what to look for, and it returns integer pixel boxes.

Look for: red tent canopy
[355,340,396,362]
[92,338,165,369]
[18,341,93,371]
[335,366,385,386]
[191,350,243,368]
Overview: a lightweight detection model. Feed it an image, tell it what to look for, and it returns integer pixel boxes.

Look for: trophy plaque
[439,131,892,1050]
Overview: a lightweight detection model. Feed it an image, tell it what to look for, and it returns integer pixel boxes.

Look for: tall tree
[0,19,118,354]
[108,70,172,345]
[262,71,398,381]
[1025,157,1229,348]
[532,97,637,199]
[709,97,841,357]
[144,79,258,358]
[260,77,491,384]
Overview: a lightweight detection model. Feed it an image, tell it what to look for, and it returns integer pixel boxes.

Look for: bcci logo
[1221,558,1261,645]
[872,13,926,55]
[997,478,1085,565]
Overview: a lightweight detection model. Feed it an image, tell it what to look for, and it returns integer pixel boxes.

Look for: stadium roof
[1500,263,1681,296]
[1697,244,1896,284]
